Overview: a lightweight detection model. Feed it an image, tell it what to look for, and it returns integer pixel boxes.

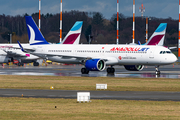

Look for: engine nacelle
[124,65,144,71]
[0,56,11,63]
[85,59,106,71]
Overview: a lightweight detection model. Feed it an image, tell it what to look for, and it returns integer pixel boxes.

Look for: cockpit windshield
[160,51,172,54]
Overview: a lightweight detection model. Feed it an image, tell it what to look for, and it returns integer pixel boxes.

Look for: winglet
[25,16,49,45]
[61,21,83,44]
[17,41,25,52]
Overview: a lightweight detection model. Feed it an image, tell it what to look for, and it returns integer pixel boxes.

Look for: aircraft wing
[3,50,27,57]
[38,53,88,60]
[17,41,35,53]
[34,53,109,64]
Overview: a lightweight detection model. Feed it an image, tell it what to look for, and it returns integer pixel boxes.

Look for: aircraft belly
[47,56,80,64]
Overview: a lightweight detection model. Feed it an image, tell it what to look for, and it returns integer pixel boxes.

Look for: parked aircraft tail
[25,16,83,45]
[145,23,167,45]
[61,21,83,44]
[25,16,49,45]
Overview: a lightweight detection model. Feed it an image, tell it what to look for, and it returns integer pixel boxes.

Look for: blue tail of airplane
[25,16,49,45]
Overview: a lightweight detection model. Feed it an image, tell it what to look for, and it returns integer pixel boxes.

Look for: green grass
[0,75,180,91]
[1,75,180,119]
[0,97,180,120]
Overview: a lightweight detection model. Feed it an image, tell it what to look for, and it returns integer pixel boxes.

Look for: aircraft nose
[171,54,178,63]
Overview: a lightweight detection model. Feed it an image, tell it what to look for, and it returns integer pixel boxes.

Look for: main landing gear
[81,66,115,75]
[155,66,160,75]
[18,62,24,66]
[81,67,89,74]
[33,62,39,66]
[17,59,24,66]
[107,66,115,74]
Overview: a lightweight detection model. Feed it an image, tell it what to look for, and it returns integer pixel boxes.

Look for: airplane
[0,20,83,66]
[17,16,177,75]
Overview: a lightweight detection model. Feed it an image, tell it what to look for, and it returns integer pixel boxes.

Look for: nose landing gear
[81,67,89,74]
[155,66,160,75]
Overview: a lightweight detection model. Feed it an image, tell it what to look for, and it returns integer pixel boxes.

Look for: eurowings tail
[60,21,83,44]
[25,16,83,45]
[145,23,167,45]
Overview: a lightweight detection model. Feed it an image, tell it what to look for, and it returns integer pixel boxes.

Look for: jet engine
[85,59,106,71]
[124,65,144,71]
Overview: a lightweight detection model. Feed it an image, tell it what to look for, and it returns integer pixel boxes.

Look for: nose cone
[171,54,178,63]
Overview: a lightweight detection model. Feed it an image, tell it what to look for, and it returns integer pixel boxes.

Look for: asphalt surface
[0,89,180,101]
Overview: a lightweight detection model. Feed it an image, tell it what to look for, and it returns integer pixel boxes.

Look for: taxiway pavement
[0,89,180,101]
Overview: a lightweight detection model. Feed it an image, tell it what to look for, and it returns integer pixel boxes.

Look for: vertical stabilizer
[61,21,83,44]
[25,16,49,45]
[145,23,167,45]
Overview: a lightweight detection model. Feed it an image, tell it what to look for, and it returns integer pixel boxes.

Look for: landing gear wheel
[81,68,89,74]
[155,66,160,75]
[33,62,39,66]
[107,67,115,74]
[155,71,160,75]
[18,62,24,66]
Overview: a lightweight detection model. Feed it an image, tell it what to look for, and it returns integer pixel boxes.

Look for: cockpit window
[166,51,171,54]
[160,51,172,54]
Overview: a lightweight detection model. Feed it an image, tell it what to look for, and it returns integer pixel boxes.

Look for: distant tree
[110,14,123,30]
[85,25,92,43]
[1,31,10,41]
[92,12,104,26]
[169,29,177,35]
[0,11,179,45]
[23,13,29,17]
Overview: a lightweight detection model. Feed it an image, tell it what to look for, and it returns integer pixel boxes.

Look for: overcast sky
[0,0,179,19]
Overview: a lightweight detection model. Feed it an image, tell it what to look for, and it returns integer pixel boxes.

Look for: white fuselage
[27,44,177,66]
[0,44,39,63]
